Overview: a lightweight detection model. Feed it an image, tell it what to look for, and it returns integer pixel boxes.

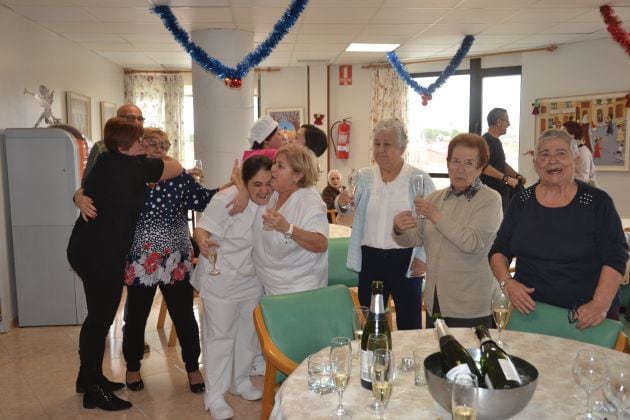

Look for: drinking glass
[351,306,368,358]
[604,367,630,419]
[207,244,220,276]
[369,348,394,418]
[330,337,352,418]
[307,353,334,394]
[192,159,203,183]
[412,348,426,387]
[491,286,511,347]
[411,174,426,219]
[451,372,478,420]
[341,170,358,210]
[262,193,278,231]
[573,349,607,419]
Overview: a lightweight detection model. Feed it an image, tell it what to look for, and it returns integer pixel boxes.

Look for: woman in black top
[67,117,182,411]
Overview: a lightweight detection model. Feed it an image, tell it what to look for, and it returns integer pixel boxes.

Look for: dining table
[271,328,630,419]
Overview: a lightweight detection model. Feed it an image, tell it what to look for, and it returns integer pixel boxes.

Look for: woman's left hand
[576,300,610,330]
[410,258,426,277]
[414,197,441,224]
[262,209,289,233]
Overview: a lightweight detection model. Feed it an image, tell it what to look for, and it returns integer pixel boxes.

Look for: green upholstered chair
[328,237,358,287]
[253,285,356,420]
[506,301,624,350]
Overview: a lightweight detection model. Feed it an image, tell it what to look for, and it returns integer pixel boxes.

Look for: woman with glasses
[67,118,182,411]
[393,133,502,328]
[489,129,627,330]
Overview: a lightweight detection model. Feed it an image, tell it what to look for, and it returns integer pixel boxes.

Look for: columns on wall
[191,29,254,187]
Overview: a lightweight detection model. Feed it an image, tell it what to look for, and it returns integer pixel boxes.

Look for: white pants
[200,294,260,405]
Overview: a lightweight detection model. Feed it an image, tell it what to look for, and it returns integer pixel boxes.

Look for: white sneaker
[207,396,234,420]
[230,380,263,401]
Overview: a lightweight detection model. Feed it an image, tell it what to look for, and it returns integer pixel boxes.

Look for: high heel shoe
[188,371,205,394]
[76,374,125,394]
[82,383,132,411]
[125,371,144,391]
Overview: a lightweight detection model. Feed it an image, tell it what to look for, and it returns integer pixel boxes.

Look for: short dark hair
[447,133,490,169]
[103,117,143,153]
[301,124,328,157]
[242,155,273,184]
[487,108,507,126]
[562,120,583,141]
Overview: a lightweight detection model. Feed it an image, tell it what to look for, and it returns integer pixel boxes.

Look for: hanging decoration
[600,5,630,57]
[152,0,308,87]
[386,35,475,106]
[313,114,325,125]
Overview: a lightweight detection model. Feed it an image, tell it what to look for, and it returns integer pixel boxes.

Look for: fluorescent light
[345,43,400,52]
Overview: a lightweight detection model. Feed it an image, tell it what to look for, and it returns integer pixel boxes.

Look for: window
[406,60,521,189]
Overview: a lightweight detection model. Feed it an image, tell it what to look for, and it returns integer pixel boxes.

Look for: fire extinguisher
[331,118,351,159]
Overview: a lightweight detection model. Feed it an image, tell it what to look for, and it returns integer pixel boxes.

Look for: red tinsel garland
[600,5,630,56]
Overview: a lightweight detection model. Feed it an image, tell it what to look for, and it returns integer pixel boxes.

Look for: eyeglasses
[448,158,478,170]
[141,137,170,151]
[122,115,145,122]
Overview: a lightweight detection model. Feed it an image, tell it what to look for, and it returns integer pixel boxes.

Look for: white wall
[0,6,124,331]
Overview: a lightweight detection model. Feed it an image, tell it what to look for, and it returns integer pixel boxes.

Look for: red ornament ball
[223,77,242,89]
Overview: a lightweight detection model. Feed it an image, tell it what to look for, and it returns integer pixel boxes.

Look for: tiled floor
[0,292,263,419]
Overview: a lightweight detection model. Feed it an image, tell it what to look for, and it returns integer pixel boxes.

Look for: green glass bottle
[474,325,523,389]
[433,315,483,383]
[360,281,391,390]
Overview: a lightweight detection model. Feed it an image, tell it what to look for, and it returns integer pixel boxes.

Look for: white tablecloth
[271,328,630,419]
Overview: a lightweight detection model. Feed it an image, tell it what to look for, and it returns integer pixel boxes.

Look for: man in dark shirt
[480,108,525,213]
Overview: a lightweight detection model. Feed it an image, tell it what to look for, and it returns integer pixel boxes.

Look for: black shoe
[76,375,125,394]
[126,371,144,391]
[82,384,132,411]
[189,381,205,394]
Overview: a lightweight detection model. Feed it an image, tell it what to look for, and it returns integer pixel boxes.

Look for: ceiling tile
[294,33,355,44]
[301,7,377,23]
[9,5,96,21]
[145,51,191,60]
[299,23,363,35]
[40,22,165,34]
[504,8,591,23]
[440,8,520,24]
[371,8,450,24]
[162,7,233,22]
[383,0,460,7]
[481,22,554,35]
[64,33,128,43]
[357,24,430,36]
[232,7,286,24]
[542,21,605,34]
[459,0,538,6]
[155,0,228,5]
[86,7,156,23]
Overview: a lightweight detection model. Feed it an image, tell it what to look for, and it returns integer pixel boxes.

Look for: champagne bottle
[360,281,391,390]
[433,315,482,383]
[474,325,522,389]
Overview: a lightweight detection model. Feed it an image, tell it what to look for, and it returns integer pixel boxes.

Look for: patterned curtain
[124,73,184,160]
[370,67,408,135]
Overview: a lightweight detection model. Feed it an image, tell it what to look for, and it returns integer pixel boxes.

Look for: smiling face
[271,152,303,193]
[372,129,405,171]
[447,145,482,193]
[534,137,576,186]
[142,133,169,159]
[247,169,273,205]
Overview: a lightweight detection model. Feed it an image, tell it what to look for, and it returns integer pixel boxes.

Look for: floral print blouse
[124,171,216,287]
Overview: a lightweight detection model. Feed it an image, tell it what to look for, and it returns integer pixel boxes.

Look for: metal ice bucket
[424,349,538,420]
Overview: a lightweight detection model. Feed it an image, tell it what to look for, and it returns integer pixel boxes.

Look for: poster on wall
[266,107,303,143]
[66,91,91,140]
[100,101,116,138]
[535,92,629,171]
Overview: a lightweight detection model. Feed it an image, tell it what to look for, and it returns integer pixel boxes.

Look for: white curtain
[124,73,184,160]
[370,68,408,135]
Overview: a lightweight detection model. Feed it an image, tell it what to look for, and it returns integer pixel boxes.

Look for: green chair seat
[506,301,623,349]
[328,237,358,287]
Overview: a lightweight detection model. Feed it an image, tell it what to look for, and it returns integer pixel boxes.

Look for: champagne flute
[207,244,220,276]
[451,372,478,420]
[262,193,278,231]
[412,174,426,219]
[370,348,394,419]
[365,333,390,414]
[192,159,203,183]
[604,367,630,419]
[351,306,368,359]
[491,286,511,347]
[573,349,607,420]
[330,337,352,418]
[341,170,358,210]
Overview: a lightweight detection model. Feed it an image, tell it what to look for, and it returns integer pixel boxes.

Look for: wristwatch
[284,223,294,239]
[499,278,510,289]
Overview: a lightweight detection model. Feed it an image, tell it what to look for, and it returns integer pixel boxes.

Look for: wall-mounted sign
[339,65,352,86]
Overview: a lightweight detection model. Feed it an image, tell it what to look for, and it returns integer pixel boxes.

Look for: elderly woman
[563,120,597,186]
[192,155,271,420]
[253,144,328,295]
[322,169,344,210]
[67,118,182,411]
[393,134,502,328]
[489,129,628,330]
[336,118,435,330]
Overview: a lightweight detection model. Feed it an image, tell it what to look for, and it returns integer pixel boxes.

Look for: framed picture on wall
[535,91,629,171]
[266,107,304,143]
[66,91,91,140]
[100,101,116,138]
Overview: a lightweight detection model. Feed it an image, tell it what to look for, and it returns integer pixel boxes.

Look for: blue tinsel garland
[386,35,475,103]
[152,1,308,80]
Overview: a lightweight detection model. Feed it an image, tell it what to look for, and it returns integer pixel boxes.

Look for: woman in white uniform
[191,155,272,420]
[253,144,329,295]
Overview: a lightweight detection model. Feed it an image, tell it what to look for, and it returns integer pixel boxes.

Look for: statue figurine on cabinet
[24,85,62,127]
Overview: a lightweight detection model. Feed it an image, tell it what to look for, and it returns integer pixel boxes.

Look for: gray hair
[373,118,408,151]
[327,169,341,183]
[535,129,579,159]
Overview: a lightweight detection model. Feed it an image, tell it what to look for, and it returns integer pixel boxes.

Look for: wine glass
[330,337,352,418]
[491,286,511,347]
[369,348,394,419]
[262,193,278,231]
[207,244,220,276]
[604,367,630,419]
[451,372,478,420]
[351,306,368,359]
[573,349,607,420]
[412,174,426,219]
[341,170,358,210]
[192,159,203,183]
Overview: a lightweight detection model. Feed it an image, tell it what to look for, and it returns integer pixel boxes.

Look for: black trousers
[359,246,423,330]
[73,261,125,385]
[123,281,200,373]
[425,289,492,329]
